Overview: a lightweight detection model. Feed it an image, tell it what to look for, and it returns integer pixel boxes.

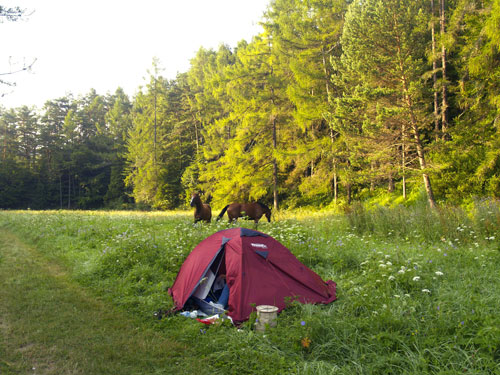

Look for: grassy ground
[0,228,206,375]
[0,204,499,374]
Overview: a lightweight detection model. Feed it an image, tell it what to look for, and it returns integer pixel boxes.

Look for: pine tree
[181,45,236,200]
[435,0,500,199]
[263,0,349,203]
[126,62,168,208]
[339,0,437,207]
[126,60,196,209]
[103,88,133,207]
[198,34,292,209]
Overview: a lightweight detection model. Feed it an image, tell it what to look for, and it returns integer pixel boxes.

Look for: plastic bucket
[255,305,278,332]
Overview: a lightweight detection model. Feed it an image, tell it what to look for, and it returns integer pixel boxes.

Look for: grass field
[0,203,499,374]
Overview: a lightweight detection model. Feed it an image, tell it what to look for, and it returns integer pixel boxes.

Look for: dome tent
[168,227,336,323]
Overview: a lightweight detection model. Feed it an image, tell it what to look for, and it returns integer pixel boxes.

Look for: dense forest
[1,0,499,210]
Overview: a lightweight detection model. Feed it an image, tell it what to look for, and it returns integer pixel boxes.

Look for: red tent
[168,228,336,323]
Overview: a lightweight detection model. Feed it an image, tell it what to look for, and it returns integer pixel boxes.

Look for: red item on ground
[196,316,218,325]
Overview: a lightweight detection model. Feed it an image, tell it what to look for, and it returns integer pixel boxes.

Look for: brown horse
[190,192,212,223]
[216,202,271,223]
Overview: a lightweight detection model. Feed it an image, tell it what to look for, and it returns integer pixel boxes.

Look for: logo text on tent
[251,243,268,249]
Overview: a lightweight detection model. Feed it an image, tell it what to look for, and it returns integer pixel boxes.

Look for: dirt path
[0,229,199,375]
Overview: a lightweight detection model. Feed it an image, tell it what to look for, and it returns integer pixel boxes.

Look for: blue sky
[1,0,269,109]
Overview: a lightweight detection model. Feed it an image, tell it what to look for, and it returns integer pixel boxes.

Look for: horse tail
[216,205,229,221]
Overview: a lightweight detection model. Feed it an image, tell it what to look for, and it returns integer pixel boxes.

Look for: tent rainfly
[168,228,337,323]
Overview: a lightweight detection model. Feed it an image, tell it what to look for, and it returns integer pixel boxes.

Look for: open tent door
[188,246,226,315]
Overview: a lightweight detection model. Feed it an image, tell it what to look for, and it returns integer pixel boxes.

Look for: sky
[1,0,270,109]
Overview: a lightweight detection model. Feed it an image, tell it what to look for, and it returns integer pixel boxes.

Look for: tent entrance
[191,249,224,299]
[188,248,226,315]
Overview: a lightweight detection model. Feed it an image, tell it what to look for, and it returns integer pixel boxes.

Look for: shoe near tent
[168,227,337,324]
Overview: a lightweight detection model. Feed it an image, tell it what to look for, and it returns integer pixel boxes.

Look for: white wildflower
[435,271,444,276]
[386,261,393,266]
[388,275,396,281]
[379,263,387,268]
[413,276,420,281]
[394,294,400,298]
[422,289,431,293]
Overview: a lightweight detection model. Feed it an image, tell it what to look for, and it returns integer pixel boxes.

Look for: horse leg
[227,209,237,223]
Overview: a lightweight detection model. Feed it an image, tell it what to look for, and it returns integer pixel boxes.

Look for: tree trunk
[272,116,279,211]
[59,174,63,209]
[396,34,437,208]
[321,46,332,101]
[431,0,440,141]
[404,92,437,208]
[1,124,6,160]
[440,0,448,138]
[388,175,394,193]
[402,174,407,199]
[153,78,158,166]
[192,114,200,154]
[333,160,338,204]
[370,162,375,192]
[67,173,71,209]
[402,122,407,200]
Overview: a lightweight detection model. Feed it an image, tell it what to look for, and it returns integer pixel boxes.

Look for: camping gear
[255,305,279,332]
[196,315,220,325]
[168,227,336,324]
[180,310,207,318]
[191,297,226,315]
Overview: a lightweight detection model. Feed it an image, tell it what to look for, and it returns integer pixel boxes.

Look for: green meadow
[0,203,499,374]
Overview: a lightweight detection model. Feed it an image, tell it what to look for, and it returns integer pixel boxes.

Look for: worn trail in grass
[0,229,202,375]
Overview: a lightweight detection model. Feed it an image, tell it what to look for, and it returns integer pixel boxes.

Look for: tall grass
[345,200,500,246]
[0,201,499,374]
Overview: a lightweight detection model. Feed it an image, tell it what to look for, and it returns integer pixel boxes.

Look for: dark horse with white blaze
[190,192,212,223]
[216,202,272,223]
